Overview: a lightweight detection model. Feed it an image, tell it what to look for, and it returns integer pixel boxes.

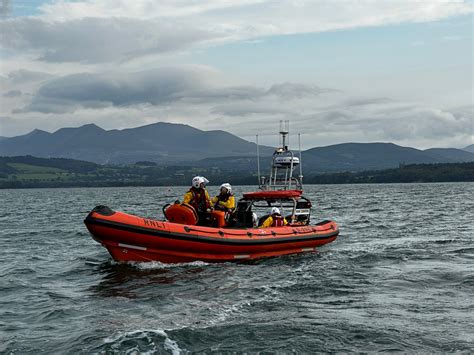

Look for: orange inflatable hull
[84,206,339,263]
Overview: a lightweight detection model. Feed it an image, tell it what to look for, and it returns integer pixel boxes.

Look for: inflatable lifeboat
[84,122,339,263]
[84,203,339,263]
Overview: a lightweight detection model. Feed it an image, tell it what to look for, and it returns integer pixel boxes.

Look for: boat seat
[164,203,198,225]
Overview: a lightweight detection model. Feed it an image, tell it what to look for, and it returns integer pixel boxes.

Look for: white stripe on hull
[118,243,147,251]
[234,254,250,259]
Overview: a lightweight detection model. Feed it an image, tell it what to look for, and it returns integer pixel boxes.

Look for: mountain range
[464,144,474,153]
[1,122,473,173]
[0,123,273,164]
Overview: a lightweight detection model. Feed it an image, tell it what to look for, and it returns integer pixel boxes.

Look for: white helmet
[270,207,280,215]
[192,176,209,189]
[220,183,232,194]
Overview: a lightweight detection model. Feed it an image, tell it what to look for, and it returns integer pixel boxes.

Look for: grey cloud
[12,65,473,149]
[211,102,293,117]
[2,89,21,97]
[0,69,54,98]
[298,103,472,142]
[0,0,10,17]
[213,98,472,149]
[185,86,266,103]
[319,110,353,123]
[266,82,331,99]
[25,68,214,113]
[449,105,474,120]
[25,68,332,114]
[0,17,222,63]
[342,97,393,107]
[5,69,54,84]
[183,82,330,104]
[381,108,472,140]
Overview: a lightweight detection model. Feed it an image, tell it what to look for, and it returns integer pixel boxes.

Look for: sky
[0,0,472,149]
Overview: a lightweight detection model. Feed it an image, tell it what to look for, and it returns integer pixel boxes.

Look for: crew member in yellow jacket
[259,207,288,228]
[183,176,212,225]
[211,183,235,212]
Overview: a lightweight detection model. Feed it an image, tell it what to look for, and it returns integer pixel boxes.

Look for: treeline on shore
[306,162,474,184]
[0,155,473,188]
[0,155,256,188]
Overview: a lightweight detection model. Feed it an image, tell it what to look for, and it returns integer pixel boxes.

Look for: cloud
[211,102,293,117]
[22,67,219,113]
[202,91,473,149]
[0,0,10,17]
[1,1,472,149]
[5,82,473,149]
[36,0,473,24]
[22,67,333,114]
[0,69,56,116]
[38,0,262,20]
[0,17,222,63]
[1,1,472,63]
[3,69,54,84]
[2,89,21,97]
[16,64,472,149]
[266,83,331,99]
[378,108,471,141]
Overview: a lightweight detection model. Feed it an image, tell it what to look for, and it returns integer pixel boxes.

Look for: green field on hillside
[1,155,473,188]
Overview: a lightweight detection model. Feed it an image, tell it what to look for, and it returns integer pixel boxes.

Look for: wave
[98,328,183,354]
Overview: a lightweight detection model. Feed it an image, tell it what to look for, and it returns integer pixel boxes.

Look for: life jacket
[188,187,210,212]
[271,214,285,227]
[214,193,233,210]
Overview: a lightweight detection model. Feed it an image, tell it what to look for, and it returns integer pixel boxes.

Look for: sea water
[1,183,473,353]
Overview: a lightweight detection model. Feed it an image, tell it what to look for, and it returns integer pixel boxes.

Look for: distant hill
[463,144,474,153]
[423,148,474,162]
[300,143,474,173]
[0,122,274,164]
[213,143,474,175]
[1,122,474,171]
[301,143,435,172]
[195,143,474,173]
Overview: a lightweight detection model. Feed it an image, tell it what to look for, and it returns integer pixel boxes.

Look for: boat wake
[100,329,182,354]
[132,260,211,270]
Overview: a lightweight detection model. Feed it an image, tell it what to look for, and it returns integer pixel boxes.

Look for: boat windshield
[234,196,311,228]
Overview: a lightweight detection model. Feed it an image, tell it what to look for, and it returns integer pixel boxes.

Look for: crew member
[259,207,288,228]
[183,176,212,225]
[211,183,235,212]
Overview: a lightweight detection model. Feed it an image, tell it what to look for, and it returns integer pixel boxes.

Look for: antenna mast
[298,133,303,188]
[280,120,289,151]
[256,135,261,186]
[260,120,303,191]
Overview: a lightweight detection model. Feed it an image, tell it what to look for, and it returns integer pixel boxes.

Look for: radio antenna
[256,135,261,186]
[298,133,303,188]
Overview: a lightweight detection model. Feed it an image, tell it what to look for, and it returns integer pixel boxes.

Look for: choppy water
[1,183,473,353]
